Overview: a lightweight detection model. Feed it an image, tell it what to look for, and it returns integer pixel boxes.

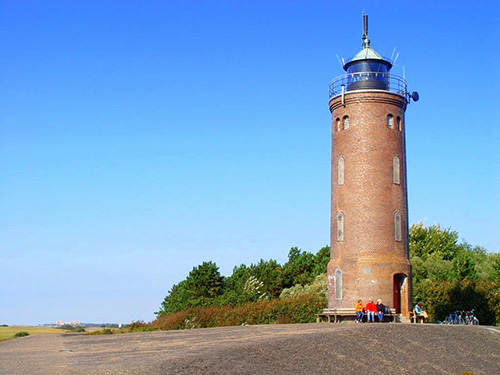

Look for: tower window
[343,116,349,130]
[395,211,402,241]
[337,212,344,241]
[397,116,402,131]
[335,269,343,300]
[393,156,400,184]
[338,156,344,185]
[387,114,394,129]
[336,118,341,132]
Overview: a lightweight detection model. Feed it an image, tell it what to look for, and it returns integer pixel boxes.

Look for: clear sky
[1,1,499,325]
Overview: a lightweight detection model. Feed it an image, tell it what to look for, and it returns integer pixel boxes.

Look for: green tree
[312,245,330,276]
[490,253,500,280]
[422,252,453,282]
[409,222,460,261]
[452,250,477,281]
[216,264,253,306]
[477,279,500,325]
[409,223,476,286]
[248,259,285,298]
[156,279,190,316]
[409,223,498,324]
[156,261,224,316]
[185,261,224,307]
[283,247,316,287]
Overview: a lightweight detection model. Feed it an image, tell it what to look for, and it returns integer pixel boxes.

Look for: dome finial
[362,13,370,49]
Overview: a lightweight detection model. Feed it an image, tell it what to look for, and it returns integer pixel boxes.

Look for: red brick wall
[327,91,412,315]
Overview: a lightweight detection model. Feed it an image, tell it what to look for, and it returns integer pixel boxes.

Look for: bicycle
[443,310,479,325]
[443,311,464,325]
[464,309,479,325]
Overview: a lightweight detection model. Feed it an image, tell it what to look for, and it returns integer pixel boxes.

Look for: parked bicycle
[442,309,479,325]
[463,309,479,325]
[443,311,463,325]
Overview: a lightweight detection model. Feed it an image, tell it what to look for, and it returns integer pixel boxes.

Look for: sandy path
[0,324,499,374]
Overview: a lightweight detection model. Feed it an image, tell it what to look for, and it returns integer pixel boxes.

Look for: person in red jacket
[365,299,377,323]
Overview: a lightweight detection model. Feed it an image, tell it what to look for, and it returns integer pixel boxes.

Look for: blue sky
[1,1,498,325]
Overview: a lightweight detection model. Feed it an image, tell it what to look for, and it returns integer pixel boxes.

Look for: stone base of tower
[326,258,412,319]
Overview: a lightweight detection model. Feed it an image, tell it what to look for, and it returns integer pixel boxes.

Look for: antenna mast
[362,14,369,48]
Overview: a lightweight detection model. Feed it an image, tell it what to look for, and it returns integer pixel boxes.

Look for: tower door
[393,274,406,314]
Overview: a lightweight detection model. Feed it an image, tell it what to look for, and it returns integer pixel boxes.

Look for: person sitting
[413,303,428,323]
[355,300,364,323]
[376,299,385,322]
[365,299,377,323]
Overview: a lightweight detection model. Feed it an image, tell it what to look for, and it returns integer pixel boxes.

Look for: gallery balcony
[329,72,408,100]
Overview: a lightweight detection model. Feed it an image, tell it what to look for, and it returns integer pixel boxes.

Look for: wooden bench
[409,311,427,323]
[316,308,397,323]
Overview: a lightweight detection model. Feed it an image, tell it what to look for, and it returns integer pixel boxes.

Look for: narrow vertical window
[336,118,341,132]
[335,269,343,300]
[387,114,394,129]
[337,156,344,185]
[397,116,402,131]
[395,211,402,241]
[393,156,400,184]
[343,115,349,130]
[337,212,344,241]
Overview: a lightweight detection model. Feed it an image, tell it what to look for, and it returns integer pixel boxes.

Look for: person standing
[355,300,364,323]
[376,299,386,322]
[365,299,377,323]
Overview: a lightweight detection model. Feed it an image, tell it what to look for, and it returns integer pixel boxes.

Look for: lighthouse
[326,15,418,320]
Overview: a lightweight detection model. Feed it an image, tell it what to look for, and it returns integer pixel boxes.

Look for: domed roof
[351,41,385,62]
[344,38,392,70]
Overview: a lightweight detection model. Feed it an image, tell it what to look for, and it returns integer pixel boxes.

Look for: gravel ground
[0,323,499,375]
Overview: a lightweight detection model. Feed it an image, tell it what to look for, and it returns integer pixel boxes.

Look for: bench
[409,311,428,323]
[316,308,397,323]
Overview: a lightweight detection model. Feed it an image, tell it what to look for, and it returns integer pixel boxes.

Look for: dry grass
[0,326,60,342]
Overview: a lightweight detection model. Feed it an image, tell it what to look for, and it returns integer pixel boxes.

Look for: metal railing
[329,72,408,99]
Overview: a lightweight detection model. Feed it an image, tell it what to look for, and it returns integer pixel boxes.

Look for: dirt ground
[0,326,61,342]
[0,323,499,375]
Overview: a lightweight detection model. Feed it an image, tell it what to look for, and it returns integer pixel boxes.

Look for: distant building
[55,320,81,326]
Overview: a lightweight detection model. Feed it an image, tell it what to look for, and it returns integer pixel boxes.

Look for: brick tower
[326,15,418,320]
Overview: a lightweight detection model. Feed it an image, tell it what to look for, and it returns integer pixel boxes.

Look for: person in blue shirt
[413,302,428,323]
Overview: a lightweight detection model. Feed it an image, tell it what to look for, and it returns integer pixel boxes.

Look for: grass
[0,326,61,342]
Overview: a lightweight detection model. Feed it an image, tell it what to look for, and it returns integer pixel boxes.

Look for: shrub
[150,310,193,331]
[121,320,153,333]
[150,293,326,331]
[14,331,29,338]
[57,324,74,330]
[243,276,267,300]
[57,325,85,332]
[87,328,115,335]
[280,274,327,299]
